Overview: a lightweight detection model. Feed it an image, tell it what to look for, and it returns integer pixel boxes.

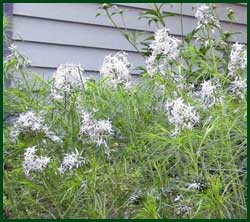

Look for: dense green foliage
[3,4,246,219]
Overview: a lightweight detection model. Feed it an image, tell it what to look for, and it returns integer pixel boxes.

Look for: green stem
[187,132,199,177]
[104,9,143,57]
[78,66,85,90]
[207,28,218,75]
[153,3,165,28]
[4,171,15,207]
[20,69,34,103]
[42,177,63,218]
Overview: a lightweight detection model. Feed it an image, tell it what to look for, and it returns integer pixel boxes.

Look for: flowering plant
[3,4,246,219]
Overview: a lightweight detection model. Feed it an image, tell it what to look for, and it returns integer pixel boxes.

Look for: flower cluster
[173,191,193,216]
[23,146,85,176]
[187,182,206,191]
[146,28,181,76]
[227,43,247,99]
[174,194,184,202]
[79,111,113,146]
[195,80,223,108]
[195,4,220,31]
[199,80,216,107]
[128,190,142,205]
[100,52,131,87]
[59,149,86,174]
[228,43,247,79]
[229,78,246,100]
[165,98,199,133]
[176,204,193,216]
[10,111,45,142]
[10,111,61,144]
[23,146,50,176]
[51,64,87,99]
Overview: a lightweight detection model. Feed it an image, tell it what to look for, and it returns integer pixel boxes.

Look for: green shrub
[3,4,246,219]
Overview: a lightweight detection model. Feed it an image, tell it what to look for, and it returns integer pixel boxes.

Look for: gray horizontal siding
[28,67,138,82]
[13,3,247,36]
[12,15,246,49]
[13,3,247,27]
[12,3,247,79]
[12,16,146,52]
[117,3,247,25]
[28,67,100,81]
[14,41,145,73]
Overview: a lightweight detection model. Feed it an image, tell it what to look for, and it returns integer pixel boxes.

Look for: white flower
[174,194,183,202]
[59,149,86,174]
[10,111,62,144]
[229,77,246,99]
[145,55,158,77]
[165,98,199,132]
[14,111,44,131]
[197,80,219,108]
[187,183,201,190]
[80,111,113,146]
[200,80,216,96]
[176,205,193,216]
[23,146,50,176]
[192,80,224,108]
[187,182,206,191]
[100,52,131,87]
[146,28,181,76]
[150,28,181,60]
[228,43,247,78]
[128,190,142,204]
[52,64,87,97]
[79,111,112,160]
[195,4,220,31]
[10,111,45,142]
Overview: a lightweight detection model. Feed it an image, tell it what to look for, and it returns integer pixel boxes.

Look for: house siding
[11,3,247,79]
[3,3,13,57]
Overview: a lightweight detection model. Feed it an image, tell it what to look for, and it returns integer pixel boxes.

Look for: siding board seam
[12,14,156,33]
[30,66,139,76]
[31,65,98,73]
[13,10,247,32]
[13,39,146,54]
[114,3,247,26]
